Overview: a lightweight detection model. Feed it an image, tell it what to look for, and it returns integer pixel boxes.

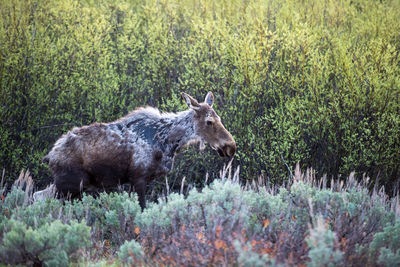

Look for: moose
[38,92,236,209]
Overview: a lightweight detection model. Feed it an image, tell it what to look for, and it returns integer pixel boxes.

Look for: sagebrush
[1,166,399,266]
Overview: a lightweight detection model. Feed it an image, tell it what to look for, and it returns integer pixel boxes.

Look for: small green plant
[234,240,279,267]
[306,216,343,267]
[118,240,144,265]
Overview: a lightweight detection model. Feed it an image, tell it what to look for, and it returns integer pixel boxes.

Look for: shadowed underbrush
[0,165,399,266]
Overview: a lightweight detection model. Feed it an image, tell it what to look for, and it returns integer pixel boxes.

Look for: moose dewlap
[41,92,236,209]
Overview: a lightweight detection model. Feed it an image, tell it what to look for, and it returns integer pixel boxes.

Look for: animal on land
[38,92,236,209]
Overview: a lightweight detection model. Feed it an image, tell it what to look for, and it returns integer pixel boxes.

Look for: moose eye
[206,120,213,126]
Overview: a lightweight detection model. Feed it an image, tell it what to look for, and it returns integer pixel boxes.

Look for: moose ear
[204,91,214,107]
[181,92,200,111]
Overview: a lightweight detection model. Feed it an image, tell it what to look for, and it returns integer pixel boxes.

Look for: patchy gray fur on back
[118,107,200,172]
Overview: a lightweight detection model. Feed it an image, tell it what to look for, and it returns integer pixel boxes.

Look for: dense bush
[1,0,399,190]
[1,166,399,266]
[0,219,90,266]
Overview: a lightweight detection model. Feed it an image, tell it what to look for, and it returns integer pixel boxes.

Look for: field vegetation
[1,0,400,265]
[1,0,399,189]
[1,165,399,266]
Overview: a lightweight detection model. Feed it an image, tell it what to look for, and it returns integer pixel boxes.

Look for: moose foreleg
[54,167,90,199]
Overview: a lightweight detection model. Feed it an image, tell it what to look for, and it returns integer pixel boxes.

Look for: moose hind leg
[54,167,90,198]
[132,178,147,210]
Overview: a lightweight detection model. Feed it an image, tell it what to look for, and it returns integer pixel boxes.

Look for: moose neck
[161,109,200,157]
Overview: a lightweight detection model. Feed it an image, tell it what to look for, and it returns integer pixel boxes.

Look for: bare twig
[180,176,186,195]
[165,176,170,196]
[280,154,294,179]
[1,169,5,188]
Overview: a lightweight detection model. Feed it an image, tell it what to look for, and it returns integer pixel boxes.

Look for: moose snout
[219,141,236,158]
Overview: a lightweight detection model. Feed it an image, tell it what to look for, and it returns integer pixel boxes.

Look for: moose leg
[132,178,147,210]
[54,167,90,199]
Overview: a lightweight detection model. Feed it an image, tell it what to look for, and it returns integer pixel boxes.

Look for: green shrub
[0,166,399,266]
[1,0,399,191]
[377,248,400,267]
[0,176,141,249]
[64,192,141,245]
[306,216,343,267]
[0,219,90,266]
[118,240,144,265]
[369,221,400,266]
[132,168,398,266]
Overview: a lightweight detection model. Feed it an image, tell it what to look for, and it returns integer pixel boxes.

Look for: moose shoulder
[40,92,236,209]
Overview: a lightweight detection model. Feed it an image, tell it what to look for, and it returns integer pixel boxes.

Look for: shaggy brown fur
[42,92,236,209]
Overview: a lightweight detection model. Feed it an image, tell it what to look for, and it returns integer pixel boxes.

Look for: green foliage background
[1,0,399,188]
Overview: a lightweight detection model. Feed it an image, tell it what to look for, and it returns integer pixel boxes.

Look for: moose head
[182,92,236,158]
